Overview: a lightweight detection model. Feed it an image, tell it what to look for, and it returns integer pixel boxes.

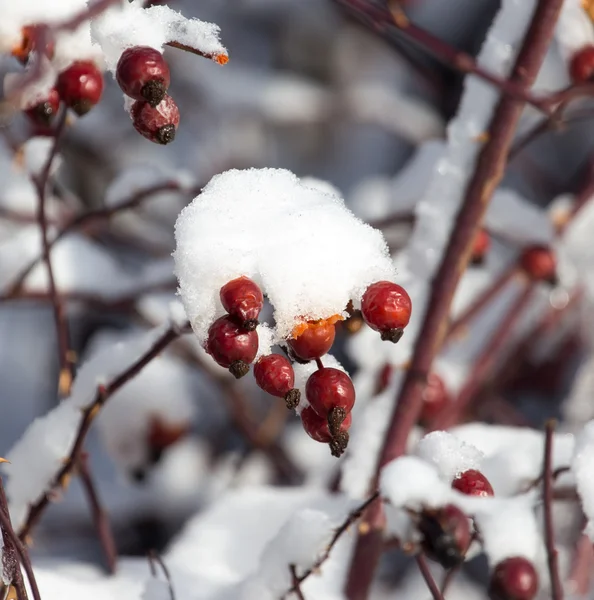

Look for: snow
[555,0,594,60]
[572,420,594,540]
[415,431,485,482]
[174,168,396,343]
[141,578,171,600]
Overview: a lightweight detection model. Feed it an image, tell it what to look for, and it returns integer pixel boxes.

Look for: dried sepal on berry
[361,281,412,343]
[57,61,104,116]
[117,46,171,107]
[206,315,258,378]
[131,94,180,145]
[254,354,301,409]
[301,405,351,457]
[305,367,356,416]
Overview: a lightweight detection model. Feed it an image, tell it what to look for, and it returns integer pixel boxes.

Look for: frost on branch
[173,168,395,344]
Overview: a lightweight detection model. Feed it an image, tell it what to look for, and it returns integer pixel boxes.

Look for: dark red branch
[165,41,228,65]
[290,565,306,600]
[416,555,445,600]
[543,420,563,600]
[148,550,176,600]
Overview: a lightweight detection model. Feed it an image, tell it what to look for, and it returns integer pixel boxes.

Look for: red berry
[361,281,412,343]
[489,557,538,600]
[301,404,352,456]
[147,416,190,464]
[519,246,556,283]
[306,367,355,417]
[374,363,393,396]
[220,276,264,330]
[419,504,471,569]
[57,61,104,115]
[569,45,594,84]
[471,228,491,265]
[288,320,336,361]
[254,354,301,409]
[116,46,171,107]
[419,373,450,424]
[25,88,60,126]
[452,469,494,497]
[131,94,180,145]
[206,315,258,379]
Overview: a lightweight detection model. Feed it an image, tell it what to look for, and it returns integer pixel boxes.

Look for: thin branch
[77,453,117,574]
[281,492,380,599]
[18,322,189,542]
[289,565,306,600]
[165,41,228,65]
[415,555,445,600]
[543,420,564,600]
[345,0,564,596]
[0,481,41,600]
[148,551,175,600]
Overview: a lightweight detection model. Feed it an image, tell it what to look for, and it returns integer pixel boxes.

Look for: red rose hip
[519,246,556,283]
[206,315,258,379]
[116,46,171,107]
[57,61,104,115]
[569,45,594,84]
[131,94,180,145]
[452,469,494,497]
[471,228,490,265]
[25,88,60,126]
[254,354,301,408]
[488,557,538,600]
[288,320,335,361]
[361,281,412,343]
[301,405,352,457]
[419,504,471,569]
[220,276,264,331]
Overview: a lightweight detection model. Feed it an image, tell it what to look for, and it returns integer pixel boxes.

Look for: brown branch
[281,492,380,599]
[290,565,306,600]
[543,420,564,600]
[416,555,445,600]
[77,453,117,574]
[18,321,188,542]
[345,1,564,596]
[165,41,228,65]
[148,550,176,600]
[0,480,41,600]
[32,109,73,397]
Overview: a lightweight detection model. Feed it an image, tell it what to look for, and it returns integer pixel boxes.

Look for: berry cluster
[15,33,179,144]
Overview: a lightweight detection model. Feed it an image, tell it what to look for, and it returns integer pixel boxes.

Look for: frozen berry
[374,363,393,396]
[131,94,180,145]
[220,276,264,331]
[419,504,471,569]
[254,354,301,409]
[489,557,538,600]
[471,228,490,265]
[419,373,450,425]
[306,367,355,440]
[12,25,55,64]
[57,61,104,115]
[25,89,60,126]
[569,45,594,84]
[116,46,171,107]
[206,315,258,379]
[519,246,556,284]
[361,281,412,343]
[147,416,190,465]
[301,405,352,457]
[452,469,494,497]
[288,320,336,361]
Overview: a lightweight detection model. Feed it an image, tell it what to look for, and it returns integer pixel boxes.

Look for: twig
[148,550,175,600]
[77,453,117,574]
[543,420,564,600]
[568,530,594,596]
[416,555,445,600]
[165,41,228,65]
[281,492,380,599]
[32,109,72,397]
[0,480,41,600]
[18,322,188,541]
[344,1,564,597]
[289,565,306,600]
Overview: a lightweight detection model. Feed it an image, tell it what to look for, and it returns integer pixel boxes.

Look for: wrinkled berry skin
[131,94,180,145]
[489,557,538,600]
[452,469,494,497]
[25,89,60,126]
[220,276,264,330]
[206,315,258,377]
[301,405,352,443]
[519,246,556,283]
[57,61,104,115]
[306,367,355,416]
[116,46,171,107]
[419,373,449,424]
[361,281,412,342]
[471,228,491,265]
[569,46,594,84]
[288,321,335,361]
[419,504,471,569]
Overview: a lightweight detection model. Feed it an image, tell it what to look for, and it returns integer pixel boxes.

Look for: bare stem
[165,41,228,65]
[416,555,445,600]
[148,551,176,600]
[290,565,306,600]
[543,420,564,600]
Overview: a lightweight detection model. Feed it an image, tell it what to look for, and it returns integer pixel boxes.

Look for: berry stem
[543,420,564,600]
[165,41,228,65]
[315,357,324,370]
[416,554,445,600]
[344,0,564,596]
